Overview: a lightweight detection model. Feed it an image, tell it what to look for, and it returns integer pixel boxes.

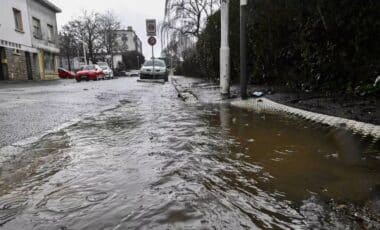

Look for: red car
[58,67,76,79]
[75,65,105,82]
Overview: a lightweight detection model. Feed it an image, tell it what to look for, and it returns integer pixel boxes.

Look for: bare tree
[59,29,78,70]
[161,0,219,59]
[63,11,100,64]
[99,11,121,69]
[167,0,216,37]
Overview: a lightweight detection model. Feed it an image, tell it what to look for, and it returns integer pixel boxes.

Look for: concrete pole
[220,0,230,96]
[240,0,248,99]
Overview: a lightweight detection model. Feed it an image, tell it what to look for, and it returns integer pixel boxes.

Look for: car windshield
[98,63,109,69]
[144,60,166,67]
[81,65,95,70]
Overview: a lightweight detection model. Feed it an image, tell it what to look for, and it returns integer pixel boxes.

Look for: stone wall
[4,48,28,80]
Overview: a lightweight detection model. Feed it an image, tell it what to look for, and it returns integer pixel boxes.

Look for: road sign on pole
[146,19,157,36]
[148,36,157,46]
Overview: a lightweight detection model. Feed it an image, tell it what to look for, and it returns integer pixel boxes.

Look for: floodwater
[0,82,379,229]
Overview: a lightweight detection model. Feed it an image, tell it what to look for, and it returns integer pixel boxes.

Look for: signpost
[146,19,157,78]
[146,19,157,36]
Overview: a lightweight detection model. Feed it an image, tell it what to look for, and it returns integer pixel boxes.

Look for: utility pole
[220,0,230,97]
[240,0,248,99]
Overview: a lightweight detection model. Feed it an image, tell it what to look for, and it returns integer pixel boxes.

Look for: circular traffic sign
[148,36,157,46]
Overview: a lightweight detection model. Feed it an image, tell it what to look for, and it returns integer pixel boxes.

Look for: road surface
[0,77,379,229]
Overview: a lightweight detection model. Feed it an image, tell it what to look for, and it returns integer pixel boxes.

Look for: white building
[112,26,143,69]
[0,0,61,81]
[28,0,61,80]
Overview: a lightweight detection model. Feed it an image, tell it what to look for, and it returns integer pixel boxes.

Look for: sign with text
[146,19,157,36]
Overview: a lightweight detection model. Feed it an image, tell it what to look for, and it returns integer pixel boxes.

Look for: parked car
[97,62,114,79]
[75,65,105,82]
[58,67,76,79]
[127,70,140,77]
[140,59,168,82]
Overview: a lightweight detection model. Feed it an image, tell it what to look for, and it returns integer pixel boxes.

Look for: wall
[0,0,34,52]
[28,0,60,79]
[27,0,59,53]
[4,48,28,80]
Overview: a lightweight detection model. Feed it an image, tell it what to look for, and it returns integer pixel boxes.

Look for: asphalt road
[0,77,137,147]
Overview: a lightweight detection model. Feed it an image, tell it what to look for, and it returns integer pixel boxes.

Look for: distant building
[0,0,61,81]
[112,26,142,69]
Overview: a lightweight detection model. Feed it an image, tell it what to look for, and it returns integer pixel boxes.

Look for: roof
[34,0,62,13]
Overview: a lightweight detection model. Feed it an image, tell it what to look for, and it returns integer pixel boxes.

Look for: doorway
[25,52,33,80]
[0,47,8,80]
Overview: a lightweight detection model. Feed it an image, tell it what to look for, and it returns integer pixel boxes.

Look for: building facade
[0,0,61,81]
[113,26,143,69]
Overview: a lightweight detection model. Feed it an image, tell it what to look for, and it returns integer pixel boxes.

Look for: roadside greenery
[176,0,380,95]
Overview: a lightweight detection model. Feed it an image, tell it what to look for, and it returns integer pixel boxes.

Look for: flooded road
[0,79,379,229]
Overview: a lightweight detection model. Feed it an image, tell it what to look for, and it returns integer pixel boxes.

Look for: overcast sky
[50,0,166,58]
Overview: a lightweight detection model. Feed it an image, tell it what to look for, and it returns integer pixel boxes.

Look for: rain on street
[0,78,379,229]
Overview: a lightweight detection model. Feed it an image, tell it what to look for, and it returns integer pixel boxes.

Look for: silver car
[140,59,168,82]
[97,62,114,79]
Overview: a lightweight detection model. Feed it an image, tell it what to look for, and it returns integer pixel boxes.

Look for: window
[13,8,23,32]
[47,24,54,41]
[32,17,42,39]
[44,53,55,72]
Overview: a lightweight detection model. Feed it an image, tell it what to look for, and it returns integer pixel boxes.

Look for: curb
[171,78,198,103]
[231,98,380,140]
[171,77,380,140]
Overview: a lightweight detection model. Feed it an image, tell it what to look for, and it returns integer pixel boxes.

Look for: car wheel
[86,76,90,81]
[76,79,81,82]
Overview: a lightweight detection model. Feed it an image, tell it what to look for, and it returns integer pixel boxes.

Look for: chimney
[127,26,133,31]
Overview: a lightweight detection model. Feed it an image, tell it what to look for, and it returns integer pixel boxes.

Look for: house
[0,0,61,81]
[27,0,61,80]
[112,26,143,69]
[0,0,36,80]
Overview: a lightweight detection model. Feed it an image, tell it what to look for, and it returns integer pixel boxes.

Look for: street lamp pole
[220,0,230,97]
[240,0,248,99]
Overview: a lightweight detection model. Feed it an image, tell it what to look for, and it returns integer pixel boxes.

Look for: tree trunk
[67,55,71,70]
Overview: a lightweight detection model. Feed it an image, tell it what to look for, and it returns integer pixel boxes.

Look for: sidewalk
[172,76,380,139]
[0,79,67,90]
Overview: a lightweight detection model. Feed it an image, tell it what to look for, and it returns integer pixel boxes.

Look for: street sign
[148,36,157,46]
[146,19,156,36]
[241,0,247,5]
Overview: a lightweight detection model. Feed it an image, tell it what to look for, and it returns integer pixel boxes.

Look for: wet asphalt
[0,78,135,147]
[0,76,379,229]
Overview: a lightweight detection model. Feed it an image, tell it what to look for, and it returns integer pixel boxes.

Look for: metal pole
[240,0,248,99]
[152,45,155,79]
[220,0,230,97]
